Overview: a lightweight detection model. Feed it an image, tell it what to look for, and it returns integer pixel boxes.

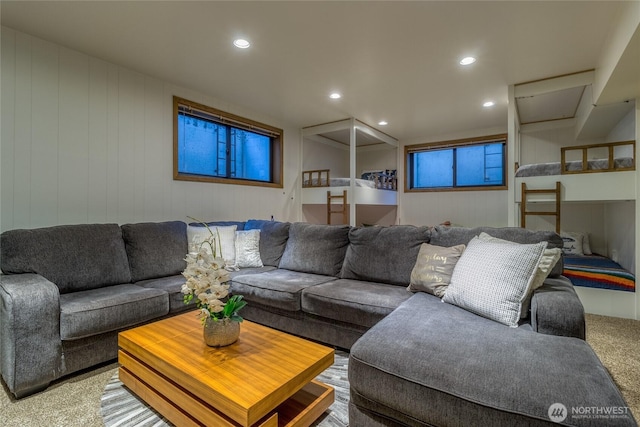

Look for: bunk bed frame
[301,119,399,226]
[516,143,637,318]
[515,141,636,204]
[509,71,638,320]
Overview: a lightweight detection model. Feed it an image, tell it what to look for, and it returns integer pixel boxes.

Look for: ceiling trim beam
[303,134,349,151]
[514,70,595,98]
[302,119,352,137]
[354,120,398,147]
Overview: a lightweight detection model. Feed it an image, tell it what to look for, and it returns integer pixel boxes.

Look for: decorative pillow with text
[407,243,466,297]
[562,231,591,255]
[560,232,584,255]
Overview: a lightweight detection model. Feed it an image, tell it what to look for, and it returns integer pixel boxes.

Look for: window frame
[173,96,283,188]
[404,133,508,192]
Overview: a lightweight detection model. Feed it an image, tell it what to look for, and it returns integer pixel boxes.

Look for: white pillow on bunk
[560,231,584,255]
[561,231,592,255]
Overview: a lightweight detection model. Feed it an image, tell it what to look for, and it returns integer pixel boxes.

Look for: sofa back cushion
[244,219,291,267]
[429,225,564,276]
[279,223,350,276]
[0,223,132,293]
[341,225,431,286]
[121,221,188,282]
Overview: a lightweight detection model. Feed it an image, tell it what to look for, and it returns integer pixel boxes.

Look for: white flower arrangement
[181,220,246,324]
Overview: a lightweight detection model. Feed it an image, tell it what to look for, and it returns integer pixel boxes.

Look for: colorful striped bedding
[563,254,635,292]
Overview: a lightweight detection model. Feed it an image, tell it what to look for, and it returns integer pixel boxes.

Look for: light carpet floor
[1,313,639,427]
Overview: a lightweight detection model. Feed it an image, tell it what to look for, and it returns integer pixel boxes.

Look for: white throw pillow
[478,232,561,318]
[443,237,547,327]
[477,233,561,292]
[187,224,237,266]
[560,232,584,255]
[561,231,591,255]
[234,230,263,268]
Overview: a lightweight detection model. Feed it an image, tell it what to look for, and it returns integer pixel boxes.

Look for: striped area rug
[101,351,349,427]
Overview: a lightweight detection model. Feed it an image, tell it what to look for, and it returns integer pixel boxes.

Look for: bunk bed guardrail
[301,169,398,190]
[302,169,331,187]
[560,140,635,175]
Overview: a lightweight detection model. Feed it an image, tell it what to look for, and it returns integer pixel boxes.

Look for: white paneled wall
[606,107,636,143]
[302,138,349,177]
[1,28,301,232]
[400,191,508,228]
[356,145,397,175]
[519,122,605,165]
[398,127,509,228]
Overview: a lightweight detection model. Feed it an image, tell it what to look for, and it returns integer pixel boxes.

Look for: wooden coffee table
[118,312,335,427]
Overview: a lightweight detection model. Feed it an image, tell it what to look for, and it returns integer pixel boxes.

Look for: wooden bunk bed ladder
[521,181,561,233]
[327,190,348,225]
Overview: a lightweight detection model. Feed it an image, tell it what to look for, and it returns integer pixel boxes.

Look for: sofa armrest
[0,274,64,397]
[530,276,585,340]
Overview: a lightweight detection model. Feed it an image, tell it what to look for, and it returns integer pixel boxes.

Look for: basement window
[174,97,283,188]
[405,134,507,192]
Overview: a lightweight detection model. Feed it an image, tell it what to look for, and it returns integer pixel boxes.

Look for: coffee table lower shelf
[119,365,335,427]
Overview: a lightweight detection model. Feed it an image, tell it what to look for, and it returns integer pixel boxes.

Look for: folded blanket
[563,254,635,292]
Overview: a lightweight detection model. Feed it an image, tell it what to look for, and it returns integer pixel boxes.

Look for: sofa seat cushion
[349,292,634,427]
[138,268,276,314]
[341,225,430,286]
[136,275,192,314]
[59,284,169,340]
[228,266,277,280]
[302,279,413,328]
[231,269,336,312]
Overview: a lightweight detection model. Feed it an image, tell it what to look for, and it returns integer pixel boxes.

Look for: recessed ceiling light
[483,101,495,107]
[233,39,250,49]
[329,92,341,99]
[378,121,388,126]
[459,56,476,65]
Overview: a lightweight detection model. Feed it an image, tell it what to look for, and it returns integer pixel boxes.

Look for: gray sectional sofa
[0,220,635,426]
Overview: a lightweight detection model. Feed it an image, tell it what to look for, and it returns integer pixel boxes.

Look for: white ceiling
[516,86,587,125]
[1,1,638,142]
